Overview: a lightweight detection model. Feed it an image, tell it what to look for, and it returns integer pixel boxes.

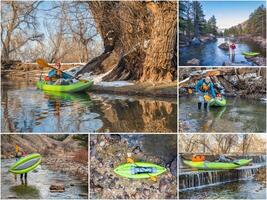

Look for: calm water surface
[179,96,266,133]
[1,80,177,132]
[179,37,266,66]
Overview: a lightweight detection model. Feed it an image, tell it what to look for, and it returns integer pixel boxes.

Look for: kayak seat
[131,166,157,175]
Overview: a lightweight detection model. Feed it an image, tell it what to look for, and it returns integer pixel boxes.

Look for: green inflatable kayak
[114,162,166,179]
[242,52,260,57]
[183,159,252,170]
[9,153,42,174]
[209,97,226,107]
[36,80,93,93]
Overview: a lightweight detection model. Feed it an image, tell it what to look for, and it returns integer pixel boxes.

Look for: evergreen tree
[192,1,205,38]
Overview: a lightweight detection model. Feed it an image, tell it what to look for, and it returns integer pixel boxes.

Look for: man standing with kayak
[195,76,216,110]
[229,41,236,62]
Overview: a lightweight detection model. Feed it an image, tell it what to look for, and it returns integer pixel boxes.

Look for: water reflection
[179,96,266,133]
[1,81,177,132]
[179,37,266,66]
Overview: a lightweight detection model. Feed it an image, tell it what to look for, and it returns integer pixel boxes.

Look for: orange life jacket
[192,155,205,162]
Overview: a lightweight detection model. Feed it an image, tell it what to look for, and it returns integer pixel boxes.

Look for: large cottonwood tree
[77,1,177,82]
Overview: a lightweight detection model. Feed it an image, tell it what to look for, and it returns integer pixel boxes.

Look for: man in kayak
[195,76,216,110]
[46,60,73,85]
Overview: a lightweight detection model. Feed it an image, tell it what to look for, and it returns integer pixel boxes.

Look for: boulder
[50,183,65,192]
[191,37,201,46]
[218,43,229,50]
[186,58,200,66]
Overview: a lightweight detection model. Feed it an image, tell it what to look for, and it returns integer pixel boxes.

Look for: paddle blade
[36,58,51,69]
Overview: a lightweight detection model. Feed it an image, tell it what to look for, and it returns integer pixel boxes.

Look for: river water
[179,96,266,133]
[1,80,177,133]
[179,37,266,66]
[1,159,87,199]
[179,179,266,199]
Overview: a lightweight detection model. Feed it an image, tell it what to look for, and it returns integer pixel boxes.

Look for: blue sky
[201,1,266,29]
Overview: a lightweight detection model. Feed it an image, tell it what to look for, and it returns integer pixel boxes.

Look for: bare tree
[1,1,43,61]
[62,2,98,62]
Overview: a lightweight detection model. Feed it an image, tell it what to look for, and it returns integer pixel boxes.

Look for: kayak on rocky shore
[114,158,166,181]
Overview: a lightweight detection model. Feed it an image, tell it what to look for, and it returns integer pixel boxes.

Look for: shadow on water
[179,37,266,66]
[1,80,177,132]
[179,96,266,133]
[10,184,40,199]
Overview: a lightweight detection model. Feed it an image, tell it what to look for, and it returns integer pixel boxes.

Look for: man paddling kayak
[44,60,73,85]
[195,76,216,110]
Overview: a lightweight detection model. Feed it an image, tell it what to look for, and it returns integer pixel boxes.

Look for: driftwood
[179,68,261,87]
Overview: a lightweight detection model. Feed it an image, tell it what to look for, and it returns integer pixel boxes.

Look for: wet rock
[186,58,200,66]
[191,37,201,46]
[218,42,229,50]
[132,146,142,154]
[50,183,65,192]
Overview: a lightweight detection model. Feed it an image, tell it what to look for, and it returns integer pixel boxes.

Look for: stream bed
[179,96,266,133]
[1,159,87,199]
[1,80,177,133]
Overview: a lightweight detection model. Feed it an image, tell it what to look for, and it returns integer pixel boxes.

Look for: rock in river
[50,183,65,192]
[186,58,200,66]
[218,42,229,50]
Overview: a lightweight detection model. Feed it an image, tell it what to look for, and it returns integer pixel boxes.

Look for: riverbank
[90,134,177,199]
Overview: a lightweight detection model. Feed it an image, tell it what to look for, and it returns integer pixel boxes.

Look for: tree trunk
[77,1,177,83]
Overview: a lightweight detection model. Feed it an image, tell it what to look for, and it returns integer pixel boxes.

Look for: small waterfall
[179,165,265,190]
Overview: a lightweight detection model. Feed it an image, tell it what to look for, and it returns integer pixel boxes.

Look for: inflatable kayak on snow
[36,80,93,93]
[209,97,226,107]
[114,162,166,179]
[242,52,260,57]
[9,153,42,174]
[183,159,252,170]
